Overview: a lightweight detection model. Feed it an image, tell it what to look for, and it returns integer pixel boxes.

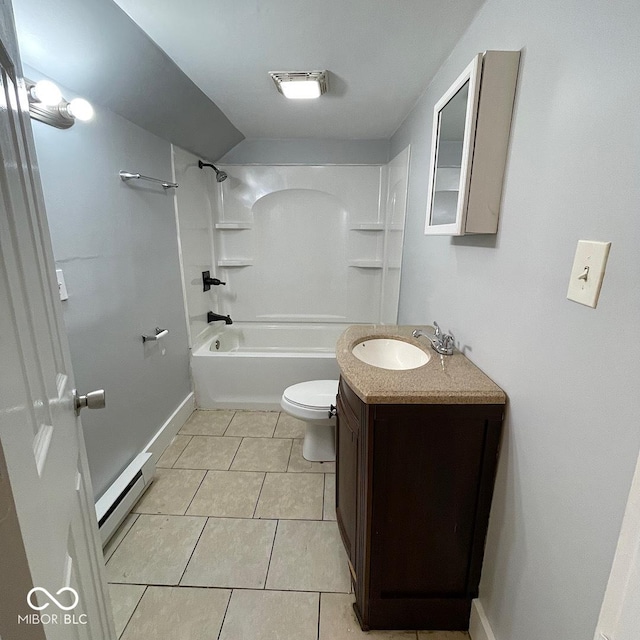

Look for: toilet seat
[283,380,338,409]
[281,380,338,421]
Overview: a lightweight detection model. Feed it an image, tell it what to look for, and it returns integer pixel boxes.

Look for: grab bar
[142,327,169,342]
[120,170,178,190]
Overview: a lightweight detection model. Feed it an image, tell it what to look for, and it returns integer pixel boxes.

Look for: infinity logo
[27,587,79,611]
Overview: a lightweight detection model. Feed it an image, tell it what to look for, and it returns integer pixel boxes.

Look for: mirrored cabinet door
[427,55,481,233]
[425,50,520,236]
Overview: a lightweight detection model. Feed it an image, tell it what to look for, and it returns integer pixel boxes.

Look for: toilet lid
[283,380,338,410]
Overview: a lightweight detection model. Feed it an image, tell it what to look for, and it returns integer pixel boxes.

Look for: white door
[0,2,115,639]
[594,451,640,640]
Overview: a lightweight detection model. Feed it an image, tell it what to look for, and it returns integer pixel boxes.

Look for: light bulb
[32,80,62,106]
[280,80,322,99]
[67,98,94,121]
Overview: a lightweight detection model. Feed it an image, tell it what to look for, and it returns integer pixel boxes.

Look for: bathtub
[191,323,347,409]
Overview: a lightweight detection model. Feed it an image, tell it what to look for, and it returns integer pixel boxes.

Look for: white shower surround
[173,146,409,408]
[211,161,408,328]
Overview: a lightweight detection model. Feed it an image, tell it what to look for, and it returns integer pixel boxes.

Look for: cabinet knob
[328,404,337,419]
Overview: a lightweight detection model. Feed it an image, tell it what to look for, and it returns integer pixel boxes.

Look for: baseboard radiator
[95,453,155,546]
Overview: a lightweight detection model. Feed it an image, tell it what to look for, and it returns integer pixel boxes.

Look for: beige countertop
[336,325,506,405]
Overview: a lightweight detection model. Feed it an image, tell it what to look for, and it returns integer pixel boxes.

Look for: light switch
[56,268,69,301]
[566,240,611,308]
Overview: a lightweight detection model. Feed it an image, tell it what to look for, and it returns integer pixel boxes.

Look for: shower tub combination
[191,323,347,409]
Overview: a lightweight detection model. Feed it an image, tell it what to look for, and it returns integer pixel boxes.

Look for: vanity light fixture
[268,70,328,99]
[26,79,94,129]
[28,80,62,106]
[65,98,95,122]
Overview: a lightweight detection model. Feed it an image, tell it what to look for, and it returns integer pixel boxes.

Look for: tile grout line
[127,514,339,523]
[285,437,294,472]
[321,473,326,521]
[285,436,296,473]
[316,590,322,640]
[251,472,268,518]
[170,435,194,469]
[139,464,328,476]
[263,519,279,590]
[108,581,351,595]
[216,588,234,640]
[117,584,147,640]
[266,412,277,438]
[182,468,209,516]
[221,411,237,436]
[157,433,191,468]
[274,411,284,439]
[103,514,140,564]
[176,516,209,586]
[225,435,245,471]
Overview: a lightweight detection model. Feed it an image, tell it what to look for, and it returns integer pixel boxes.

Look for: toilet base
[302,421,336,462]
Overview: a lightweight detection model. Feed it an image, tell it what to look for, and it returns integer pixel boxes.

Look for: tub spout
[207,311,232,325]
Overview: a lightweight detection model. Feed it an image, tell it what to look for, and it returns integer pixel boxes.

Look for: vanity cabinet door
[336,393,359,568]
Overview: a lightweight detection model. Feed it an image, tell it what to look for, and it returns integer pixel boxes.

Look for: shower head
[198,160,228,182]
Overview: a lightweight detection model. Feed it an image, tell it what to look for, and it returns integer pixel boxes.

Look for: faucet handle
[432,322,455,355]
[442,333,455,350]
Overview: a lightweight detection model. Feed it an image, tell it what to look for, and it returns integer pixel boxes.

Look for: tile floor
[106,410,470,640]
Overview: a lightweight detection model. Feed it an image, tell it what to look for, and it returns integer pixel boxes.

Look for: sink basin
[351,338,430,370]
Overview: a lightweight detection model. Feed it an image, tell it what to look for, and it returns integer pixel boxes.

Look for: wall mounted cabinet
[425,50,520,236]
[335,376,504,630]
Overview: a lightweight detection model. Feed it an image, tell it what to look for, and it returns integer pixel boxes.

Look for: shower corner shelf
[217,259,254,267]
[348,260,383,269]
[215,222,253,230]
[349,223,385,231]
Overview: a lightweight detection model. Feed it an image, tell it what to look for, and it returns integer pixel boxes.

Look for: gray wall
[13,0,243,162]
[29,69,192,500]
[220,138,389,165]
[391,1,640,638]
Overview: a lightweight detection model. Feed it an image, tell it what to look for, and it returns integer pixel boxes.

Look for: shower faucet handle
[202,270,226,291]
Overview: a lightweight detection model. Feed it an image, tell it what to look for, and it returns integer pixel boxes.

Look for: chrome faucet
[412,321,455,356]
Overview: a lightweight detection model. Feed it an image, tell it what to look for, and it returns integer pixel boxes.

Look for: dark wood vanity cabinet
[335,376,504,631]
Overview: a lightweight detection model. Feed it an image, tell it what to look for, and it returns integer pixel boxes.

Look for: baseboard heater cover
[95,452,155,546]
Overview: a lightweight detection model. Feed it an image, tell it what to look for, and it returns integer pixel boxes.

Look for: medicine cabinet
[425,50,520,236]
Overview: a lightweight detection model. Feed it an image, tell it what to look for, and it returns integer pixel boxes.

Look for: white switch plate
[56,268,69,301]
[567,240,611,308]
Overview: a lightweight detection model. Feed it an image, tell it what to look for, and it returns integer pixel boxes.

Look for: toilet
[281,380,339,462]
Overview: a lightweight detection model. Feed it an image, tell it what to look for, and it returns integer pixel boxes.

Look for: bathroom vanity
[335,325,506,630]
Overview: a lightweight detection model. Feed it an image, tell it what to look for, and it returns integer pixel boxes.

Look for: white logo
[27,587,79,611]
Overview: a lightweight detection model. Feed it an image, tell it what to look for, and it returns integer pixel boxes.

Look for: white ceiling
[112,0,486,140]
